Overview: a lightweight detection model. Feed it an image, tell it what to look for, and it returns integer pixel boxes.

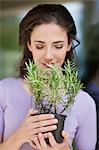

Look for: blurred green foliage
[0,16,21,79]
[0,16,19,51]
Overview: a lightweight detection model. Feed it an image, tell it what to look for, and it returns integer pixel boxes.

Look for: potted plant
[25,59,83,143]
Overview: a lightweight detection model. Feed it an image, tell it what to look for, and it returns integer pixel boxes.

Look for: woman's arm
[0,132,23,150]
[74,92,97,150]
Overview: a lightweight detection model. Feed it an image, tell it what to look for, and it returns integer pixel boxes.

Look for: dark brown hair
[18,4,79,78]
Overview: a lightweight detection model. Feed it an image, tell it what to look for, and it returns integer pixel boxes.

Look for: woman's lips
[42,63,54,68]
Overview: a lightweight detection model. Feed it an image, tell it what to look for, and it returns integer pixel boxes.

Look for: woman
[0,4,96,150]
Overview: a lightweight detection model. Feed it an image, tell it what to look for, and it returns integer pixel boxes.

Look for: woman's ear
[67,42,72,52]
[27,41,32,52]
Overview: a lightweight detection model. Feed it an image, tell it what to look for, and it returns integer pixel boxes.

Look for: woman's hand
[33,130,69,150]
[15,108,58,149]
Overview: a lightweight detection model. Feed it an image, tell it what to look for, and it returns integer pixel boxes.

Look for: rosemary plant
[25,59,83,114]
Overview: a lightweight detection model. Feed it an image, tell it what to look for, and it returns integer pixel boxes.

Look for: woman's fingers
[30,113,55,123]
[31,118,58,129]
[26,110,58,134]
[43,132,49,139]
[27,109,55,123]
[32,131,69,150]
[48,132,57,147]
[62,130,69,141]
[28,140,38,150]
[38,133,47,149]
[32,136,41,150]
[27,108,39,117]
[31,125,57,134]
[61,130,69,150]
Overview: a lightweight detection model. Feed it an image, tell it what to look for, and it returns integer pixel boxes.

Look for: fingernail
[50,114,54,118]
[53,125,57,129]
[54,119,58,123]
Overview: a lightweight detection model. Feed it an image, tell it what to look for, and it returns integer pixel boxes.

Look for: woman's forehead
[30,23,68,40]
[32,23,66,32]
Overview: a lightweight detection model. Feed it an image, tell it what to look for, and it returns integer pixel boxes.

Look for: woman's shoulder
[0,77,22,107]
[0,77,22,97]
[0,77,21,87]
[0,77,21,83]
[75,90,95,106]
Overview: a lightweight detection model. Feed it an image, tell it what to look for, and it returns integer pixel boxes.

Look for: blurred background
[0,0,99,80]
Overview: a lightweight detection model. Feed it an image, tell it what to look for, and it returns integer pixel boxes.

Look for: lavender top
[0,78,96,150]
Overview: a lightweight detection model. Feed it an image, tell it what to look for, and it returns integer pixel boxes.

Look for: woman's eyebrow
[34,41,45,43]
[53,41,65,44]
[34,41,65,43]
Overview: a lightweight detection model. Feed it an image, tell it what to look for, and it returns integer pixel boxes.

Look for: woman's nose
[44,49,54,60]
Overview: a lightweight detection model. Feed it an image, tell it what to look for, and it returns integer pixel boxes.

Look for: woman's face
[27,23,72,68]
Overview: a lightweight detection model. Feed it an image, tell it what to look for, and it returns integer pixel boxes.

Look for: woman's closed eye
[54,44,63,49]
[36,44,44,49]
